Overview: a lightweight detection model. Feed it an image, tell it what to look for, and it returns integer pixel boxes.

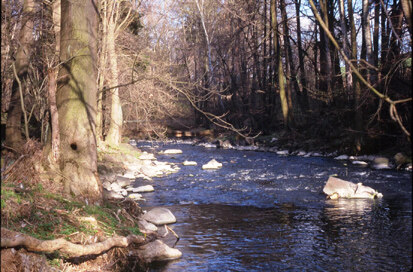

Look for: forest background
[1,0,411,200]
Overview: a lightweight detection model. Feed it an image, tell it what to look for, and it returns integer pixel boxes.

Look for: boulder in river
[183,160,197,166]
[134,239,182,262]
[202,159,223,170]
[334,155,349,160]
[131,185,155,193]
[128,193,143,200]
[142,207,177,225]
[160,149,183,155]
[139,152,156,160]
[323,176,383,199]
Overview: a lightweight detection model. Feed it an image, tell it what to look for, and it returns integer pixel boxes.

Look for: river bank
[1,141,183,272]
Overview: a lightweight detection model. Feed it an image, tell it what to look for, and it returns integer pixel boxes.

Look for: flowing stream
[135,140,412,271]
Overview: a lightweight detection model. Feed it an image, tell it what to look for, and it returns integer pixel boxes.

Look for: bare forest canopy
[1,0,412,155]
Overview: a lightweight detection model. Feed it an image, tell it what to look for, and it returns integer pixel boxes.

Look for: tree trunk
[5,0,34,150]
[318,0,333,104]
[361,0,374,83]
[400,0,412,43]
[271,0,288,127]
[348,0,363,151]
[48,68,59,162]
[295,0,309,112]
[105,20,123,146]
[339,0,351,96]
[57,0,102,203]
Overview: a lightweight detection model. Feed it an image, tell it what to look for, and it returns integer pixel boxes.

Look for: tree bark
[48,68,59,162]
[57,0,102,203]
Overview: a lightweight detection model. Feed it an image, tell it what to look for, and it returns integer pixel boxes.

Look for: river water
[135,140,412,271]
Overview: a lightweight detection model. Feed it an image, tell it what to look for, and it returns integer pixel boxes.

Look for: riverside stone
[139,152,155,160]
[116,176,133,187]
[138,219,158,232]
[142,207,177,225]
[202,159,223,170]
[128,193,143,200]
[352,160,368,166]
[134,240,182,262]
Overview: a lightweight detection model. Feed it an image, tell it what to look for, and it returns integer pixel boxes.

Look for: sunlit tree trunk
[5,0,34,150]
[400,0,412,43]
[280,0,294,125]
[361,0,374,83]
[105,15,123,146]
[57,0,102,203]
[271,0,288,127]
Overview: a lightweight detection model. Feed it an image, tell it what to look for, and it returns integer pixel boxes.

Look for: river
[135,140,412,271]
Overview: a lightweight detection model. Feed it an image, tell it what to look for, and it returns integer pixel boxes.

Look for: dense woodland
[1,0,412,200]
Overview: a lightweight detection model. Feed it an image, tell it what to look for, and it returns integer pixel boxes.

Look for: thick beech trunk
[57,0,102,203]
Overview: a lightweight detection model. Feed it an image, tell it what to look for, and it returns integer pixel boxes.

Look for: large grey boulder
[134,240,182,262]
[139,152,156,160]
[323,176,383,199]
[142,207,177,225]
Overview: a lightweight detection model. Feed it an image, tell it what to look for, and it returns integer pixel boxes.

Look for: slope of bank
[1,140,181,272]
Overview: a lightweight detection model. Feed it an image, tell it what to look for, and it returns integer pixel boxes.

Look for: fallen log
[1,227,152,258]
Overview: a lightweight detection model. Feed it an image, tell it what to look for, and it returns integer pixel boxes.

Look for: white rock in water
[276,150,289,155]
[142,207,177,225]
[334,155,349,160]
[323,176,383,199]
[161,149,183,154]
[128,193,143,200]
[371,163,391,170]
[297,151,307,156]
[104,190,124,200]
[198,142,217,148]
[202,159,223,170]
[135,240,182,262]
[352,160,368,166]
[132,185,155,193]
[183,160,197,166]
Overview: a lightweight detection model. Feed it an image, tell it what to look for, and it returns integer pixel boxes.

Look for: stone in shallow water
[161,149,183,155]
[142,207,177,225]
[334,155,349,160]
[183,160,197,166]
[134,240,182,262]
[352,160,368,166]
[202,159,223,170]
[132,185,155,193]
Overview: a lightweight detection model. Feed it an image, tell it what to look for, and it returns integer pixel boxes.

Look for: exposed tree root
[1,227,154,258]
